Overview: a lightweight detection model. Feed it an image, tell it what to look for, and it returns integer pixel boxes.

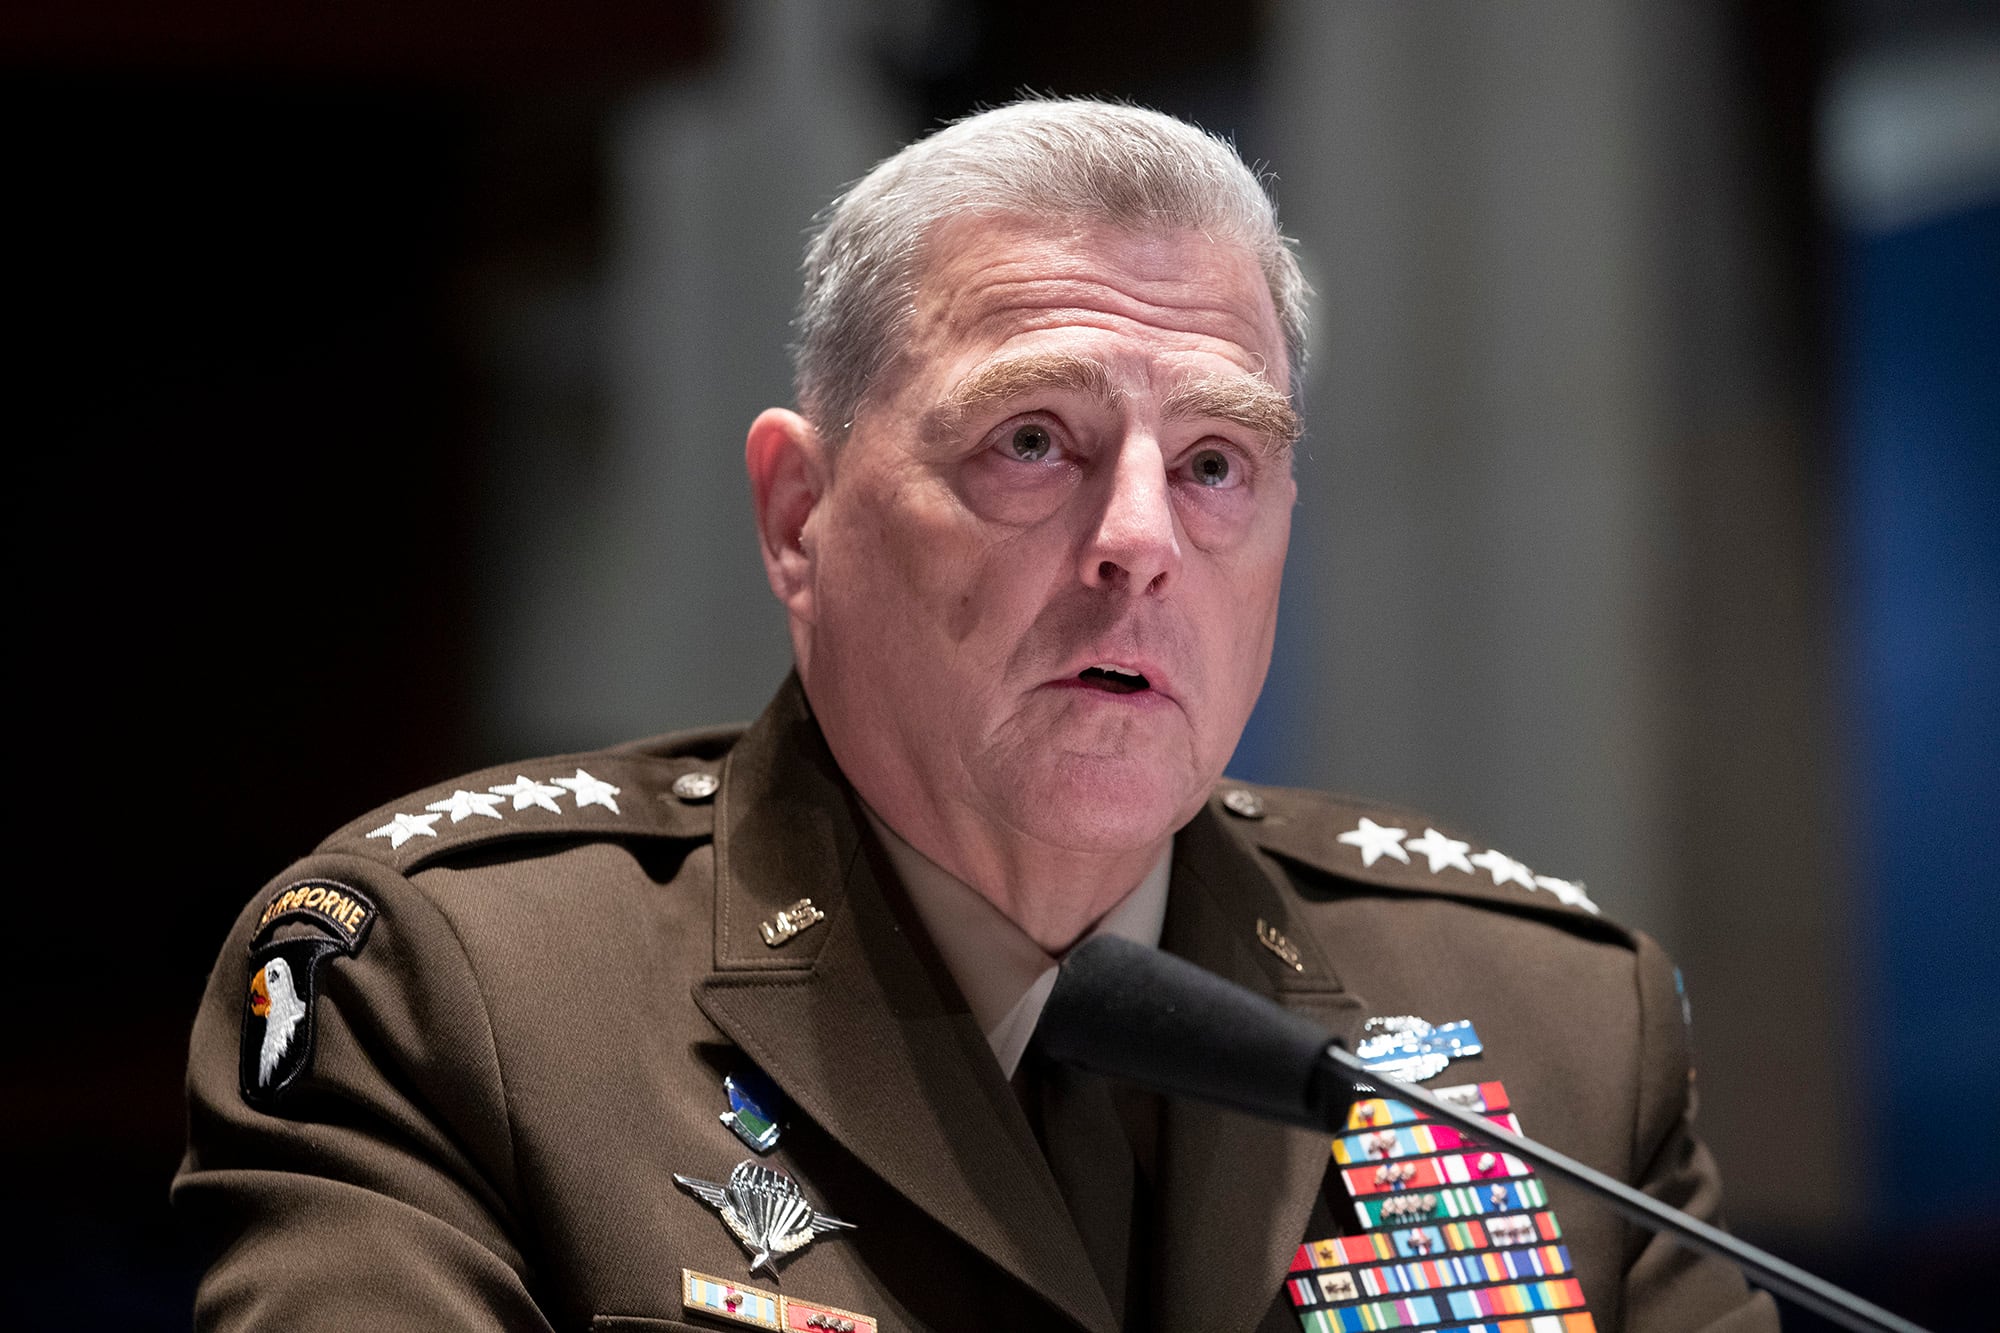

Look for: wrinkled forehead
[905,212,1289,390]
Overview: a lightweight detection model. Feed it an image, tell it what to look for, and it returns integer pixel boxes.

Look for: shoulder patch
[251,878,378,953]
[240,881,374,1111]
[1216,782,1607,922]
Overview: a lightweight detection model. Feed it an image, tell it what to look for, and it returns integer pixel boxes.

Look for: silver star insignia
[673,1160,855,1275]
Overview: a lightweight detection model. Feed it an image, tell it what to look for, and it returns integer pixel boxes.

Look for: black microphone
[1036,933,1351,1129]
[1038,935,1929,1333]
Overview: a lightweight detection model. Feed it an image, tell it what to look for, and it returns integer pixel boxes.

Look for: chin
[1003,753,1206,855]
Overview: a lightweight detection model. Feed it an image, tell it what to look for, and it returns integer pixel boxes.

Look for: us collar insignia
[675,1160,856,1275]
[720,1067,788,1154]
[1355,1015,1483,1083]
[1257,917,1304,971]
[760,897,824,947]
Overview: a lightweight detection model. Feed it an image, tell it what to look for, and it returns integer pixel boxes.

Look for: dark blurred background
[6,1,1995,1328]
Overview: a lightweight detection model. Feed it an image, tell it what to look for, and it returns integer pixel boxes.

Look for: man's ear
[745,407,827,622]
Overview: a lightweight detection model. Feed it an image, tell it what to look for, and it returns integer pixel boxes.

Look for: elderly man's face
[787,215,1296,862]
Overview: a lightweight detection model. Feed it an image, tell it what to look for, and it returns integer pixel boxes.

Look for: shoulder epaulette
[1210,780,1616,928]
[320,725,745,873]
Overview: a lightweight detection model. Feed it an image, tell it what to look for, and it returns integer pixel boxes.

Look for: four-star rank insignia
[675,1160,856,1275]
[238,878,377,1110]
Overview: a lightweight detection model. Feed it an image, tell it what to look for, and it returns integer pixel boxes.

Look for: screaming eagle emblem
[674,1160,855,1274]
[248,957,308,1087]
[238,936,345,1106]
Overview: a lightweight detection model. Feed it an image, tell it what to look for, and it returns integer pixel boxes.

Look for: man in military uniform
[176,100,1777,1332]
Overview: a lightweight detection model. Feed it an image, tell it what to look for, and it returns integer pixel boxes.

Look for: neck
[868,794,1170,954]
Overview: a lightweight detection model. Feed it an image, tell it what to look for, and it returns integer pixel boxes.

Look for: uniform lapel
[1153,803,1368,1333]
[691,679,1117,1333]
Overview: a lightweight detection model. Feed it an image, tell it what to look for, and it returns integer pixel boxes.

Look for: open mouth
[1077,665,1150,695]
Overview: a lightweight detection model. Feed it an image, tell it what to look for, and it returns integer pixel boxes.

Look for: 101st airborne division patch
[238,878,378,1110]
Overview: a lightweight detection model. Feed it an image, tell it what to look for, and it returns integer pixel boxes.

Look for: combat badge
[239,878,376,1110]
[1355,1015,1483,1083]
[675,1160,855,1275]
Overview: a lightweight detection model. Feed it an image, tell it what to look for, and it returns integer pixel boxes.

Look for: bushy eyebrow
[918,350,1300,458]
[1162,373,1301,457]
[919,351,1120,446]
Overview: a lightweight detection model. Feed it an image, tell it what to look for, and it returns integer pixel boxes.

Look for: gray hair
[794,97,1309,440]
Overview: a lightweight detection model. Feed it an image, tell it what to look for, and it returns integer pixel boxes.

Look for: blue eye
[1189,448,1232,486]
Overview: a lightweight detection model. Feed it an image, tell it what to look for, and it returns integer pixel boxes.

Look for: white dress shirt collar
[862,806,1171,1078]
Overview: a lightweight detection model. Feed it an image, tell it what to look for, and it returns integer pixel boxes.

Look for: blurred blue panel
[1840,199,2000,1227]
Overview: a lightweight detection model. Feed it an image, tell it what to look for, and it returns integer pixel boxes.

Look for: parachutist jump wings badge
[674,1161,855,1275]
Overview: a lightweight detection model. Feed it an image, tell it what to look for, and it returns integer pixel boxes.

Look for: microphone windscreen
[1037,934,1340,1129]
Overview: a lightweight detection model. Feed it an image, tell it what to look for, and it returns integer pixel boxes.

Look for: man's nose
[1081,437,1182,594]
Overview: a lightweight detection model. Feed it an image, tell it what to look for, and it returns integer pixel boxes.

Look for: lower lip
[1043,678,1174,708]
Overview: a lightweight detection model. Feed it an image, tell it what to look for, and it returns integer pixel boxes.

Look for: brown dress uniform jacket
[176,677,1778,1332]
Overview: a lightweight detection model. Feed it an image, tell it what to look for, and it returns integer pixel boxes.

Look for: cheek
[1172,474,1290,557]
[1172,490,1249,552]
[1199,506,1291,685]
[821,476,1030,653]
[942,523,1073,649]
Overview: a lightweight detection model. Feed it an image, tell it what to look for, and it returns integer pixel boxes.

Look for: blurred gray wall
[479,0,1853,1239]
[480,0,910,753]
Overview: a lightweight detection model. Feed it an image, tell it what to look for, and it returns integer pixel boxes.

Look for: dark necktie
[1016,1040,1159,1326]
